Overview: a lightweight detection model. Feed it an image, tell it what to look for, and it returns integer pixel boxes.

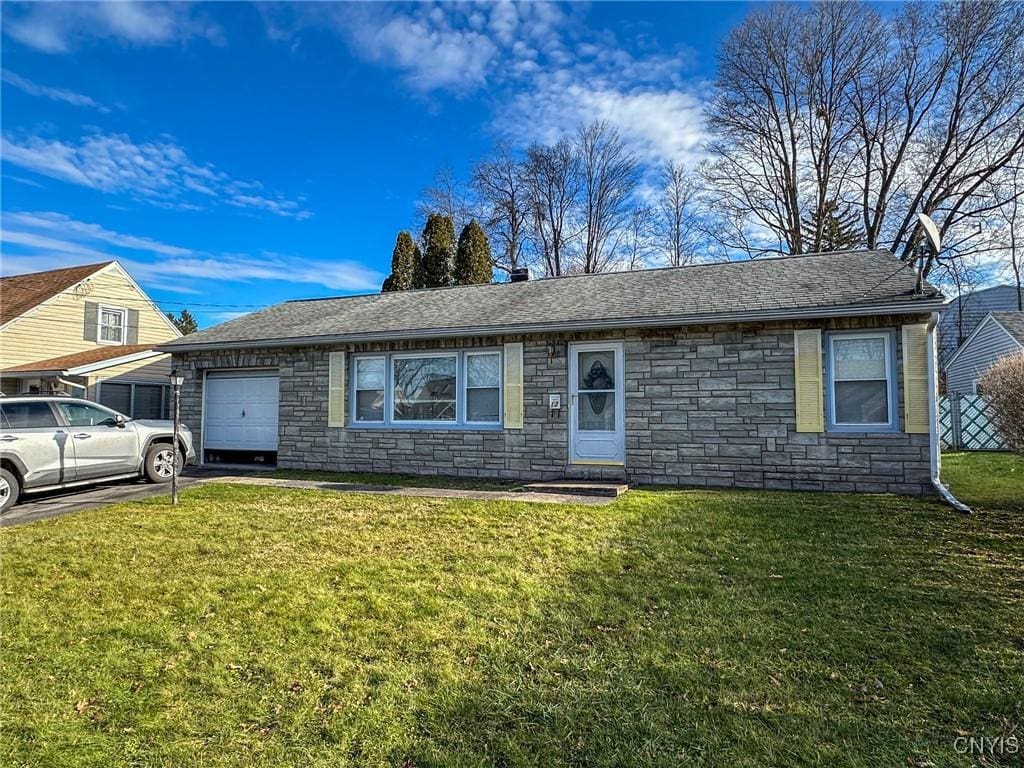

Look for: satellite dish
[917,213,941,254]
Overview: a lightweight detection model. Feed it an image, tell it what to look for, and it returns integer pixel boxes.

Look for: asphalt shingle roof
[2,344,158,374]
[162,250,945,351]
[0,262,112,326]
[991,311,1024,345]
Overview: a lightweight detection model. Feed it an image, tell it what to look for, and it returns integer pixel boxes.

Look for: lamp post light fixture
[169,369,185,506]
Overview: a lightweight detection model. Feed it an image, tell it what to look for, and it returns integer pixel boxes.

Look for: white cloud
[497,76,707,167]
[0,132,312,219]
[2,1,223,54]
[2,211,192,257]
[1,69,109,111]
[266,2,708,169]
[265,2,573,96]
[0,212,383,296]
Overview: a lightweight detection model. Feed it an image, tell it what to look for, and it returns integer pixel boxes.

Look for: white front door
[569,342,625,465]
[204,373,280,451]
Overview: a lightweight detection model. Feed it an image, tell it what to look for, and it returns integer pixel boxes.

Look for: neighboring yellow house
[0,261,182,418]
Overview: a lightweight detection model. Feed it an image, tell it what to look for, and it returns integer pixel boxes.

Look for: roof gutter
[159,298,948,353]
[1,349,164,377]
[926,310,971,513]
[1,368,70,378]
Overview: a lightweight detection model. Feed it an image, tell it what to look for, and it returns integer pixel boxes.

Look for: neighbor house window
[827,331,895,431]
[350,350,502,428]
[99,306,126,344]
[353,356,386,423]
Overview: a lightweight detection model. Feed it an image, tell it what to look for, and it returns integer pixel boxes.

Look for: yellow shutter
[902,323,930,433]
[794,329,824,432]
[503,342,524,429]
[328,351,346,428]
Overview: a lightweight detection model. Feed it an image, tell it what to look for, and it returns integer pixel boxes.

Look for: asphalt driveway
[0,473,213,527]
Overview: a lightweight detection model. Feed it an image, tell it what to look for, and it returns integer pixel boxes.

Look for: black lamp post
[169,369,185,506]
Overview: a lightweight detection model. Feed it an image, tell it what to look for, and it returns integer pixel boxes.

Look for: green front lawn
[2,455,1022,767]
[942,451,1024,513]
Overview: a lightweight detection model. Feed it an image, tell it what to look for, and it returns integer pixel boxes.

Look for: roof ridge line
[286,250,896,305]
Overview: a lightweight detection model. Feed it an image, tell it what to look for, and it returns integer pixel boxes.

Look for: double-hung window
[353,356,386,423]
[99,306,126,344]
[826,331,896,431]
[463,351,501,424]
[351,350,502,427]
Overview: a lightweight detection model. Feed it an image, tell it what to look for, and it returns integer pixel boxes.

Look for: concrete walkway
[1,469,614,528]
[211,476,616,506]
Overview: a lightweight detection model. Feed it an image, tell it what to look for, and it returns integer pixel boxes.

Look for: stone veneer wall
[173,313,934,494]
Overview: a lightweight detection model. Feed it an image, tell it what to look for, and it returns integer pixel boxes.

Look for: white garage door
[204,372,279,451]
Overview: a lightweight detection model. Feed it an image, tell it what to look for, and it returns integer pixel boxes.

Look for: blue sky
[0,1,750,327]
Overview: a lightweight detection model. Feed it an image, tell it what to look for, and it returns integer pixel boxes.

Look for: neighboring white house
[944,311,1024,395]
[939,284,1023,368]
[0,261,182,417]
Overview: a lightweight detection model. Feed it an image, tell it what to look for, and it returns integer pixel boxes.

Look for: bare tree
[472,145,530,275]
[575,121,640,273]
[849,0,1024,280]
[417,163,474,234]
[704,2,875,256]
[989,163,1024,310]
[658,161,702,266]
[522,139,580,277]
[625,205,656,271]
[703,0,1024,281]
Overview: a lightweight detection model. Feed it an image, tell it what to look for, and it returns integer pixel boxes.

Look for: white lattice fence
[939,394,1007,451]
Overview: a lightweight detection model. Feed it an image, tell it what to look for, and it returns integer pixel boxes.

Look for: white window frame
[462,350,503,425]
[97,304,127,345]
[349,349,504,429]
[351,355,387,424]
[826,330,897,432]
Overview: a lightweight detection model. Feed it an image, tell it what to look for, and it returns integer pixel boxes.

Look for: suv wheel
[144,444,182,484]
[0,467,20,514]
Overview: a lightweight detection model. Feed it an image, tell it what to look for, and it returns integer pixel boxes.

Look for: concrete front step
[521,481,629,498]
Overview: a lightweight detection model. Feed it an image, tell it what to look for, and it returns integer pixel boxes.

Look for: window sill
[345,422,505,432]
[825,425,902,435]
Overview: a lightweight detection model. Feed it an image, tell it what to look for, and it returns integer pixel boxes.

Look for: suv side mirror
[114,414,126,428]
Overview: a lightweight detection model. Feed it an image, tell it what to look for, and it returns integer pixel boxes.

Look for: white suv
[0,396,196,514]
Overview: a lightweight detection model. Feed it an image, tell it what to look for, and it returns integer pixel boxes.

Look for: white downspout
[926,311,971,512]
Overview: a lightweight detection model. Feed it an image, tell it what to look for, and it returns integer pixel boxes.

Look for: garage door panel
[204,374,279,451]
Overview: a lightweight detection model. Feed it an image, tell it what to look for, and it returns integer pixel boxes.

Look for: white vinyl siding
[945,317,1023,394]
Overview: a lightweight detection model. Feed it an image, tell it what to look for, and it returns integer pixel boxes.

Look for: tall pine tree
[802,200,861,252]
[454,220,493,285]
[381,231,419,292]
[165,309,198,334]
[418,213,456,288]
